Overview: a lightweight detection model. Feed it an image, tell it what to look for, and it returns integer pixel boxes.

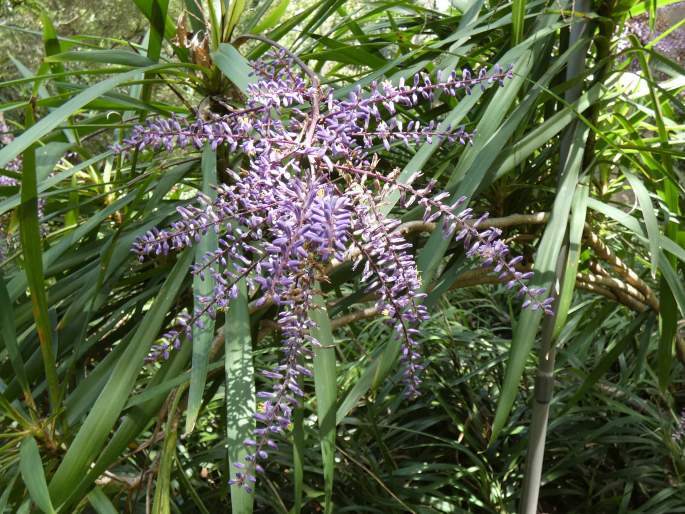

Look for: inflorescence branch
[116,47,548,490]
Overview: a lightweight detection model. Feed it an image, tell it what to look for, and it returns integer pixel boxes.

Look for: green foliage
[0,0,684,513]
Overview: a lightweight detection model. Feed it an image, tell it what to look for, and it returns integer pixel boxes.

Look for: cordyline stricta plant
[116,42,552,491]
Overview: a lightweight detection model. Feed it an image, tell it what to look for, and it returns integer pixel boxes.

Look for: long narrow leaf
[48,249,194,506]
[185,146,218,434]
[20,437,55,514]
[0,63,187,168]
[491,122,588,442]
[225,279,256,513]
[19,107,60,412]
[310,294,336,514]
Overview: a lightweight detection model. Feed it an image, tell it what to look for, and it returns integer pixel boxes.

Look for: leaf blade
[310,294,336,514]
[48,249,194,506]
[185,146,218,434]
[225,280,255,513]
[20,437,56,514]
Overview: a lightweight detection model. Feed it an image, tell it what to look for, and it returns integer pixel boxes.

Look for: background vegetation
[0,0,684,512]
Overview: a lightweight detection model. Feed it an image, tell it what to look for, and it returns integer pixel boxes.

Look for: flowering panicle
[351,189,428,397]
[120,50,548,488]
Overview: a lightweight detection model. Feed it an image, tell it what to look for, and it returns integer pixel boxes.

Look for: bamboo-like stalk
[519,243,567,513]
[519,0,592,511]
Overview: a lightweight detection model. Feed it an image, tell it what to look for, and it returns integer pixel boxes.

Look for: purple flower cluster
[352,194,429,398]
[122,50,548,488]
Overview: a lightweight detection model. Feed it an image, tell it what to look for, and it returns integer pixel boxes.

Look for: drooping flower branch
[118,43,551,489]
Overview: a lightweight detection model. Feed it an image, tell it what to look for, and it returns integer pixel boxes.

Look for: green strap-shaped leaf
[223,0,247,41]
[552,181,589,338]
[152,386,183,514]
[19,107,61,412]
[225,279,256,513]
[132,0,176,42]
[336,338,397,424]
[48,249,194,506]
[87,488,119,514]
[659,253,685,317]
[185,146,218,434]
[492,83,602,181]
[291,404,305,513]
[0,471,19,512]
[46,50,155,67]
[183,0,206,33]
[0,272,33,409]
[126,361,223,409]
[142,0,170,103]
[144,0,170,63]
[310,294,336,514]
[20,437,56,514]
[511,0,526,45]
[212,43,257,95]
[0,390,31,429]
[252,0,290,33]
[0,63,186,169]
[623,169,660,278]
[40,12,64,60]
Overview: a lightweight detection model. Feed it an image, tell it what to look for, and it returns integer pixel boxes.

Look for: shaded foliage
[0,0,684,513]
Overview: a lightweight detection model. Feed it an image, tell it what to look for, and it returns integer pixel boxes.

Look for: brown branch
[575,279,649,313]
[208,213,663,356]
[581,272,648,306]
[330,306,379,329]
[396,212,550,236]
[583,228,659,311]
[324,267,652,334]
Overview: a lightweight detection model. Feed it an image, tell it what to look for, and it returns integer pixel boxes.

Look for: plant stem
[519,1,593,510]
[518,244,566,513]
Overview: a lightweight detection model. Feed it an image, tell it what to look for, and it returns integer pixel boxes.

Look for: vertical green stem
[519,1,594,510]
[519,245,566,513]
